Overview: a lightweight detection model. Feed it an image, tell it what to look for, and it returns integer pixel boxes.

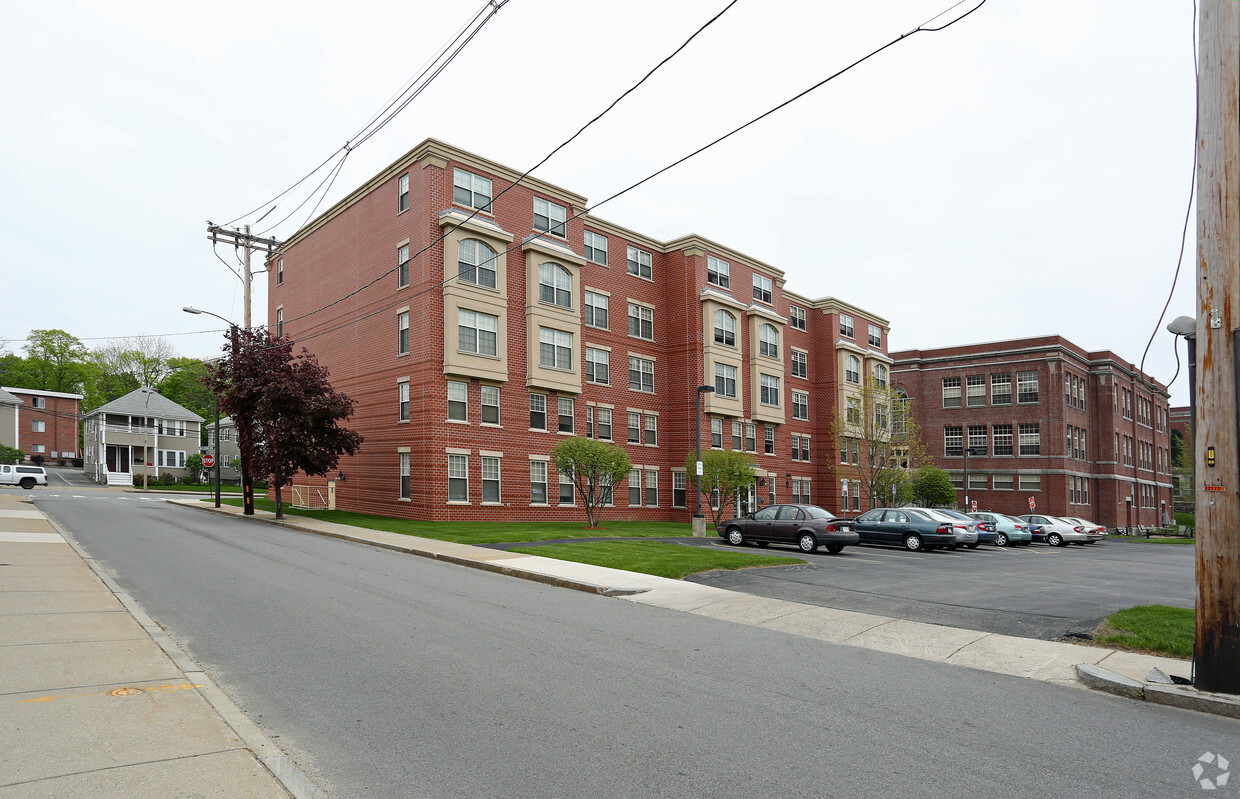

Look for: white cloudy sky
[1,0,1198,405]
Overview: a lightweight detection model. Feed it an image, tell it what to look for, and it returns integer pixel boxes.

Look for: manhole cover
[109,687,144,697]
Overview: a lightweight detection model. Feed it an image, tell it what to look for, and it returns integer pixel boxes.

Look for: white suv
[0,464,49,489]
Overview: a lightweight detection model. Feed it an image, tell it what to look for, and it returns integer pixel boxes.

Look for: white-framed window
[791,349,808,379]
[713,310,736,346]
[538,327,573,370]
[447,380,467,421]
[481,385,499,425]
[944,426,963,457]
[711,418,723,448]
[993,474,1014,490]
[31,444,45,454]
[31,397,45,409]
[753,274,773,304]
[530,394,547,430]
[458,309,498,356]
[793,434,803,461]
[276,307,284,338]
[1017,370,1039,404]
[584,291,609,329]
[966,375,986,407]
[558,469,575,504]
[745,422,757,453]
[530,460,548,504]
[398,311,409,355]
[993,424,1013,455]
[645,469,659,507]
[991,374,1011,405]
[969,473,988,490]
[397,245,409,288]
[453,168,492,212]
[732,421,743,450]
[32,420,45,432]
[627,246,652,280]
[458,239,498,289]
[1019,423,1040,455]
[629,356,655,393]
[533,197,567,237]
[792,391,809,420]
[845,355,860,385]
[758,324,778,358]
[868,324,881,348]
[714,363,737,398]
[1018,474,1041,491]
[673,471,687,508]
[802,436,810,462]
[707,255,730,288]
[875,403,888,430]
[481,456,500,504]
[157,450,186,468]
[846,397,861,425]
[586,405,593,438]
[628,303,654,341]
[597,407,613,440]
[942,377,962,408]
[968,425,986,453]
[586,347,610,385]
[584,230,608,265]
[840,314,854,338]
[448,454,469,502]
[538,263,573,308]
[627,412,641,444]
[400,453,410,500]
[398,173,409,212]
[764,425,774,455]
[790,305,806,331]
[628,469,643,506]
[277,257,284,285]
[644,414,657,446]
[558,397,574,433]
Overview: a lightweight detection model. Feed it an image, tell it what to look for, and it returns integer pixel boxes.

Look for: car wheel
[726,527,745,546]
[903,533,923,552]
[826,543,845,554]
[798,533,818,553]
[1047,532,1064,547]
[19,477,35,490]
[966,542,980,549]
[995,533,1008,547]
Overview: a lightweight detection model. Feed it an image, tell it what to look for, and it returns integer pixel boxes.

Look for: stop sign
[1028,496,1036,511]
[202,455,216,468]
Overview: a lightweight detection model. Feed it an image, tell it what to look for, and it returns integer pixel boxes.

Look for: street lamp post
[184,306,251,516]
[693,384,716,537]
[141,388,152,490]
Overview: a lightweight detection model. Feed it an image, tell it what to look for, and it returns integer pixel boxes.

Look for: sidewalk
[172,498,1240,720]
[0,493,309,798]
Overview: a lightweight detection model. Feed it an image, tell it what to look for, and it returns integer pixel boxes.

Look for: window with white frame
[792,391,809,421]
[759,374,780,407]
[584,291,609,329]
[707,255,730,288]
[628,303,653,340]
[1018,474,1041,491]
[558,397,574,433]
[992,424,1013,455]
[758,324,778,358]
[969,473,988,490]
[157,450,186,468]
[793,434,803,461]
[398,312,409,355]
[711,417,723,448]
[447,381,467,422]
[530,394,547,430]
[993,474,1014,490]
[1017,371,1039,403]
[629,356,655,393]
[942,377,961,408]
[597,407,613,440]
[538,263,573,308]
[530,460,548,504]
[868,324,881,348]
[944,426,963,457]
[627,412,641,444]
[802,436,810,461]
[840,314,854,338]
[400,453,410,499]
[31,396,45,409]
[31,444,44,453]
[481,456,500,503]
[791,349,808,379]
[874,363,888,389]
[845,355,860,385]
[277,257,284,285]
[559,469,574,503]
[627,246,652,279]
[481,385,499,424]
[745,422,757,453]
[398,244,409,288]
[586,347,609,385]
[539,327,573,370]
[458,309,498,356]
[753,274,773,304]
[583,231,607,265]
[790,306,806,331]
[458,239,498,289]
[991,373,1011,405]
[645,469,658,507]
[448,454,469,502]
[673,472,686,507]
[846,397,861,425]
[586,406,593,438]
[966,375,986,407]
[277,307,284,338]
[453,168,492,212]
[1019,423,1040,455]
[968,425,986,453]
[713,310,736,346]
[628,469,642,506]
[732,421,743,450]
[398,173,409,212]
[533,197,566,237]
[32,420,45,432]
[764,425,774,454]
[876,404,888,431]
[644,414,657,446]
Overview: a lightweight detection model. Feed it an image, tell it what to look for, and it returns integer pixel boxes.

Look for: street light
[140,387,152,491]
[183,306,248,515]
[693,385,716,534]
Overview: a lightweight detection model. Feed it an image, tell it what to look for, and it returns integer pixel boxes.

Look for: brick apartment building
[269,138,892,521]
[891,337,1173,529]
[1,386,83,462]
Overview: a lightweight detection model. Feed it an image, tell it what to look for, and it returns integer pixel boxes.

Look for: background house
[81,388,204,486]
[1,386,83,462]
[204,416,241,483]
[0,388,19,453]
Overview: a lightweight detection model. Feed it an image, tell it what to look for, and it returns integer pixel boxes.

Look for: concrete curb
[1074,665,1240,719]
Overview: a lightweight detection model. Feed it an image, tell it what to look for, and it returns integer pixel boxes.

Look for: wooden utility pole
[1195,0,1240,694]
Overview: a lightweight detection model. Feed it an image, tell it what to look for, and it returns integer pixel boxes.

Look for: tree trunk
[274,483,283,520]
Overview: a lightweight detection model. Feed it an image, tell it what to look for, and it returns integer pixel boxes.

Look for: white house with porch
[81,388,204,486]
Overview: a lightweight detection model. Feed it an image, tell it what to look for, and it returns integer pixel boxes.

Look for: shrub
[0,445,22,465]
[71,457,83,468]
[31,454,45,466]
[56,458,66,467]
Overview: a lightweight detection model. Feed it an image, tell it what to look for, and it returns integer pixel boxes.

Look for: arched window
[458,239,497,289]
[538,262,572,308]
[875,363,888,389]
[713,310,735,346]
[845,355,860,385]
[759,324,778,358]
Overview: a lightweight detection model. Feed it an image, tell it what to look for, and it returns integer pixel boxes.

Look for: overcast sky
[1,0,1198,405]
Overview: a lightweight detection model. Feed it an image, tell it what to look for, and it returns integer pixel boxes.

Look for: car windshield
[936,509,973,521]
[1001,514,1026,525]
[903,508,934,522]
[803,505,835,520]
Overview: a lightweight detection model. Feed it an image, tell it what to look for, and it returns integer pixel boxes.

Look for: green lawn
[508,540,803,579]
[1107,534,1195,545]
[141,483,246,494]
[211,498,692,544]
[1095,605,1194,659]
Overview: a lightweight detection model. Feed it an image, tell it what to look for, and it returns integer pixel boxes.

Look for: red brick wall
[8,391,80,461]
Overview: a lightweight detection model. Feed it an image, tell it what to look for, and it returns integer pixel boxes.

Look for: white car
[0,464,49,489]
[907,507,980,548]
[1060,517,1106,543]
[1019,514,1090,547]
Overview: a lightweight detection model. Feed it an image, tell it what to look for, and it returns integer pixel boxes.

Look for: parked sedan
[853,507,959,552]
[719,504,859,554]
[909,507,980,548]
[1061,517,1107,544]
[1018,514,1090,547]
[968,512,1033,546]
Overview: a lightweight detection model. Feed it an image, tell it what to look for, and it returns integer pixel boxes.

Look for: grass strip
[209,498,692,544]
[1095,605,1194,659]
[142,483,246,493]
[508,540,802,579]
[1106,535,1195,545]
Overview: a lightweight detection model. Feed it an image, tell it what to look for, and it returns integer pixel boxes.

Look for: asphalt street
[31,492,1236,799]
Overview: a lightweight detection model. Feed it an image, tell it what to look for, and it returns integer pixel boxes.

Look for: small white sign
[696,460,704,477]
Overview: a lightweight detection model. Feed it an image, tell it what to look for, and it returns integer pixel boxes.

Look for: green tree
[19,330,90,392]
[0,444,23,465]
[551,437,632,528]
[686,449,758,529]
[159,358,215,423]
[0,352,33,388]
[185,453,205,483]
[827,376,929,510]
[912,465,956,507]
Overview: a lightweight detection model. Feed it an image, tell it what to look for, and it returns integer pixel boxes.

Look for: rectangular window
[530,461,548,504]
[32,397,45,409]
[481,386,500,425]
[629,356,655,393]
[597,407,613,440]
[803,436,810,462]
[586,347,610,385]
[793,434,802,462]
[398,311,409,355]
[745,422,756,453]
[645,415,657,446]
[558,397,574,433]
[1018,474,1041,491]
[966,375,986,407]
[791,350,808,379]
[448,454,468,502]
[868,324,882,348]
[752,274,773,304]
[481,456,500,504]
[673,472,687,508]
[447,381,467,421]
[764,425,774,455]
[645,469,658,507]
[628,303,654,340]
[629,469,642,506]
[584,231,608,265]
[969,473,989,490]
[627,246,652,279]
[1019,423,1041,455]
[711,418,723,448]
[533,197,566,237]
[875,404,888,431]
[1017,371,1039,404]
[759,374,780,407]
[945,426,963,457]
[276,308,284,338]
[732,421,743,451]
[846,397,861,426]
[400,453,410,500]
[968,425,987,454]
[628,412,641,444]
[584,291,609,329]
[942,377,962,408]
[453,168,492,212]
[586,406,593,438]
[1082,478,1088,504]
[840,314,854,338]
[276,257,284,286]
[1080,430,1086,460]
[706,255,730,288]
[539,327,573,370]
[398,173,409,212]
[792,391,809,420]
[32,420,45,432]
[991,374,1011,405]
[458,309,498,356]
[992,424,1013,455]
[559,470,575,504]
[397,244,410,288]
[993,474,1014,490]
[714,363,737,398]
[790,306,806,331]
[530,394,547,430]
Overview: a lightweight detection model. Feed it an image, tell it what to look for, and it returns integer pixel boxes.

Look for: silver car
[907,507,979,548]
[1019,514,1090,547]
[1061,517,1106,543]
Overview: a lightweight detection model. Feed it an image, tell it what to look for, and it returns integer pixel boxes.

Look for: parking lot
[684,538,1195,641]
